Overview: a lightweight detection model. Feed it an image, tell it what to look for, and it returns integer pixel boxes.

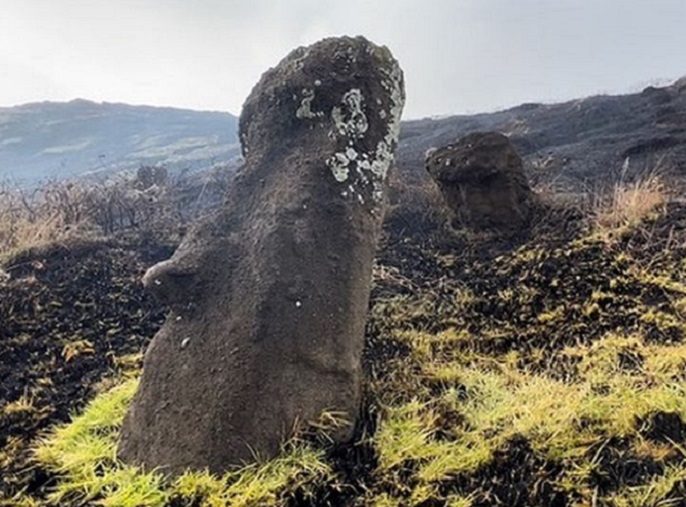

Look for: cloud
[1,0,685,119]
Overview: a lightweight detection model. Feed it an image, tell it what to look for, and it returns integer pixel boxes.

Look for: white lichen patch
[332,89,368,138]
[296,88,324,119]
[286,45,311,73]
[325,59,405,208]
[425,147,438,159]
[327,152,351,182]
[364,60,405,202]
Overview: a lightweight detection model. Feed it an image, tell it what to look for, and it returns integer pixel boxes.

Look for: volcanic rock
[425,132,538,230]
[117,36,405,475]
[641,86,672,105]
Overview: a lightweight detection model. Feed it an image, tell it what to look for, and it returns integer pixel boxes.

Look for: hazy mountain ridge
[2,76,686,189]
[399,76,686,189]
[0,99,240,185]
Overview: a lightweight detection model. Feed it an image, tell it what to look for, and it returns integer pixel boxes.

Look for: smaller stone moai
[425,132,538,231]
[117,36,405,476]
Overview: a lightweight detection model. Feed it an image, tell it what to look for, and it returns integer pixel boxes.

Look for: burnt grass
[0,239,171,498]
[4,202,686,505]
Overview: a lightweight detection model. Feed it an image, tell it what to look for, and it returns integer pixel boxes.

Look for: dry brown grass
[0,182,97,260]
[592,173,667,240]
[385,172,452,234]
[0,169,191,262]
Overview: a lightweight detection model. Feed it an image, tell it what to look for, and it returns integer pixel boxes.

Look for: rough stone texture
[425,132,537,230]
[117,36,405,475]
[641,86,673,105]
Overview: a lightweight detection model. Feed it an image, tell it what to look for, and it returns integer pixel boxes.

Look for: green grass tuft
[30,378,332,507]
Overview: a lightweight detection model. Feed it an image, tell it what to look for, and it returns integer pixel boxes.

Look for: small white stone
[295,301,302,308]
[154,279,162,286]
[181,337,191,348]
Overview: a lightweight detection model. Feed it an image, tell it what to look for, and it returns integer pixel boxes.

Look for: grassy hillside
[0,100,240,185]
[3,175,686,506]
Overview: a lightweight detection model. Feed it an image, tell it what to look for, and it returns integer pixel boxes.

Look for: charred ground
[0,240,171,498]
[3,182,686,505]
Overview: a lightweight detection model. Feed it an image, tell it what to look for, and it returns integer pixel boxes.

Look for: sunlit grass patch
[32,379,160,506]
[30,378,333,507]
[2,392,36,416]
[170,446,332,507]
[593,173,667,243]
[607,463,686,507]
[369,320,686,504]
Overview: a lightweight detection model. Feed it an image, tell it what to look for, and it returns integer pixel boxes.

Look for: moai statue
[118,36,405,475]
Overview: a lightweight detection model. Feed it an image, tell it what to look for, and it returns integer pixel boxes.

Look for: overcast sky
[1,0,685,119]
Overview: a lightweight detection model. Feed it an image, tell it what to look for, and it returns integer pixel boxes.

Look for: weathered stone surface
[425,132,537,230]
[117,36,405,475]
[641,86,672,105]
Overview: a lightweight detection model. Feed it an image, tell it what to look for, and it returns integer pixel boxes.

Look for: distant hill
[398,76,686,190]
[0,99,240,185]
[3,76,686,190]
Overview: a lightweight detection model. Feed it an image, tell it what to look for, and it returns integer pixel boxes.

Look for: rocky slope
[399,77,686,190]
